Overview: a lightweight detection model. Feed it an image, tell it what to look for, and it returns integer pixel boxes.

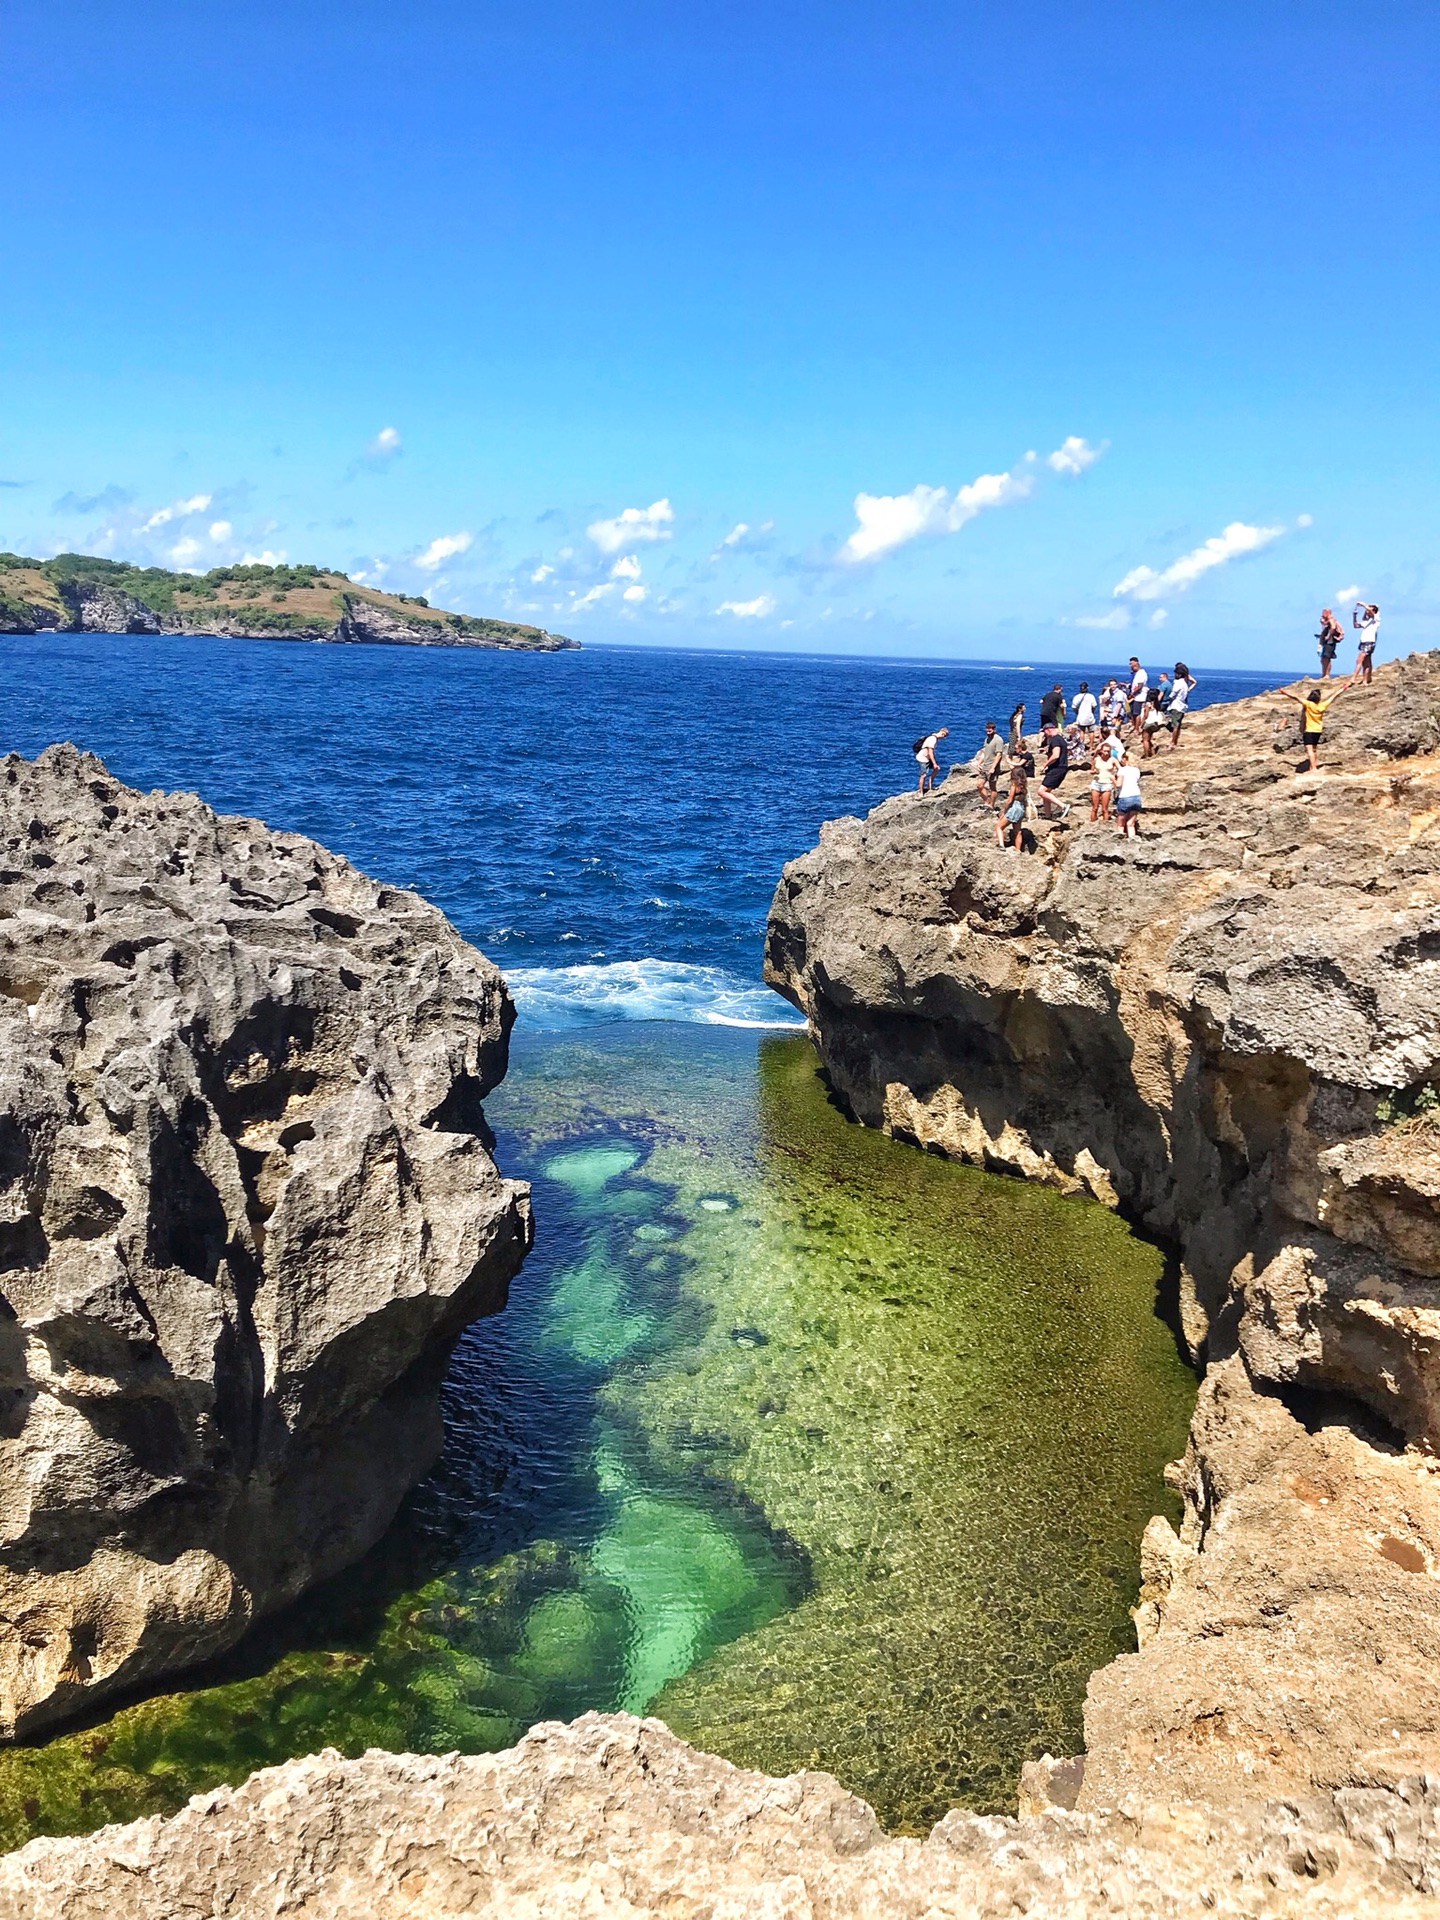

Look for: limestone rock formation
[766,654,1440,1809]
[4,1713,1439,1918]
[0,745,530,1737]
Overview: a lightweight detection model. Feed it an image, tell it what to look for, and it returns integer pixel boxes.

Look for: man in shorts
[1353,602,1379,683]
[1037,722,1071,819]
[1127,656,1148,731]
[972,720,1006,804]
[1316,608,1343,678]
[1073,681,1098,741]
[1277,678,1353,772]
[914,727,949,794]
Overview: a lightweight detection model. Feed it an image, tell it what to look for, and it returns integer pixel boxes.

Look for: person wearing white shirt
[1115,753,1144,838]
[1165,663,1197,750]
[1073,683,1098,736]
[1127,657,1149,732]
[1353,603,1379,684]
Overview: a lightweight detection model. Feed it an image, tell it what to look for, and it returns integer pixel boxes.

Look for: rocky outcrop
[6,1713,1440,1918]
[55,582,162,635]
[766,653,1440,1809]
[0,746,530,1737]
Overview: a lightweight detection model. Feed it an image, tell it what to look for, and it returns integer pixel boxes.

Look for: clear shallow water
[0,632,1212,1842]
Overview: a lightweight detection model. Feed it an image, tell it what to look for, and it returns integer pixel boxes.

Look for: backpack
[912,735,928,755]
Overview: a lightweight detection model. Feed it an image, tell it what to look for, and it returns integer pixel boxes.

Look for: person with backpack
[913,727,948,794]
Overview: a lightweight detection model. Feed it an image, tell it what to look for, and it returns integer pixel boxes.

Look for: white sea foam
[506,959,807,1032]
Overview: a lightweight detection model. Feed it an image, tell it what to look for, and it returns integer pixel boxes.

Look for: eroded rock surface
[5,1713,1440,1918]
[765,654,1440,1808]
[0,746,530,1737]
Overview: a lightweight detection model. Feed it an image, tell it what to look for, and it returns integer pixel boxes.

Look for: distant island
[0,552,577,652]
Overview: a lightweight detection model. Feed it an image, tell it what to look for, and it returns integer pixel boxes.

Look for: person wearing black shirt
[1037,722,1071,819]
[1039,683,1065,728]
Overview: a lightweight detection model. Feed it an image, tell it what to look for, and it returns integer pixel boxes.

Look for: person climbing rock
[913,727,948,794]
[1037,722,1070,819]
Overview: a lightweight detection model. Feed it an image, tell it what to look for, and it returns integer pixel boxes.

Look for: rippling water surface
[0,633,1246,1844]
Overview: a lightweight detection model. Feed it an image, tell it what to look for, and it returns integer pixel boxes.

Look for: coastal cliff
[765,653,1440,1809]
[0,554,577,651]
[0,746,531,1736]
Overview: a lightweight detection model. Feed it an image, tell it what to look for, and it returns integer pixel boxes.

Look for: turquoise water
[0,1024,1194,1842]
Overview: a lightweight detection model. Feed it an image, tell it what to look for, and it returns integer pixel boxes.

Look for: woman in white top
[1115,755,1144,838]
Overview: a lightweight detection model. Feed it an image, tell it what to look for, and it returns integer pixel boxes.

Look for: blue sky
[3,1,1436,667]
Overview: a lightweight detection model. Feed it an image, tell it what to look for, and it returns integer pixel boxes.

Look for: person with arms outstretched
[1277,679,1353,772]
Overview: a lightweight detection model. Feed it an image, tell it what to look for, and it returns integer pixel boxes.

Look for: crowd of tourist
[910,602,1381,853]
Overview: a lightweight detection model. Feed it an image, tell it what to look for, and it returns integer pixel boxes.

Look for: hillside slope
[0,553,576,651]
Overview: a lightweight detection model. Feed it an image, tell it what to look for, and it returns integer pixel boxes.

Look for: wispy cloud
[838,438,1102,565]
[1113,521,1286,602]
[1047,436,1105,476]
[587,499,673,554]
[610,554,643,581]
[346,426,403,479]
[710,518,773,560]
[717,594,775,618]
[414,530,473,571]
[139,493,212,533]
[1072,608,1131,630]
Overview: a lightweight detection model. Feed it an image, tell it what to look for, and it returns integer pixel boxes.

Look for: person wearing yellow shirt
[1276,677,1354,772]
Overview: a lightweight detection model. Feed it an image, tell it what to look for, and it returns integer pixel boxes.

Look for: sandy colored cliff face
[0,746,530,1736]
[765,654,1440,1808]
[4,1713,1440,1919]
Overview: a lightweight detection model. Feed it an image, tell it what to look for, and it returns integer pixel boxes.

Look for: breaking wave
[505,959,807,1032]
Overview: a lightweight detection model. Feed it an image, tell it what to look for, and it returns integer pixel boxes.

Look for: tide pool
[0,1023,1193,1845]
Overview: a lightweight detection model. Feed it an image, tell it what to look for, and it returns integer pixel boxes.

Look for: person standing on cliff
[995,760,1029,850]
[1073,681,1098,742]
[1316,608,1343,678]
[1039,682,1066,729]
[972,721,1006,805]
[1114,751,1144,837]
[914,727,948,794]
[1037,722,1071,819]
[1165,663,1197,749]
[1277,678,1353,773]
[1353,602,1379,683]
[1127,656,1148,733]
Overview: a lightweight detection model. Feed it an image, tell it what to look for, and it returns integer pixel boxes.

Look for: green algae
[0,1024,1194,1849]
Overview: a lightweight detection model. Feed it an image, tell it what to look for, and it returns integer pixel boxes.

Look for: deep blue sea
[0,631,1290,1024]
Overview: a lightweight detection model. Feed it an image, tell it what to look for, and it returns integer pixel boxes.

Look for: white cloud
[837,435,1099,566]
[840,469,1031,564]
[1046,436,1104,476]
[1296,513,1313,528]
[570,582,616,611]
[622,584,647,603]
[241,549,287,565]
[1073,608,1132,630]
[1148,607,1169,628]
[369,426,401,458]
[720,521,749,548]
[716,595,775,618]
[610,553,643,580]
[531,563,555,583]
[1113,521,1286,602]
[169,537,203,567]
[415,530,473,571]
[1335,582,1361,602]
[209,520,232,542]
[587,499,673,554]
[140,493,212,533]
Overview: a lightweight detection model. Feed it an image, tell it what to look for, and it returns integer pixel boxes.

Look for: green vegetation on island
[0,552,576,651]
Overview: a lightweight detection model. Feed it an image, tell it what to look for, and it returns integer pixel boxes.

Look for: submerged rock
[765,654,1440,1808]
[4,1712,1439,1918]
[0,745,530,1737]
